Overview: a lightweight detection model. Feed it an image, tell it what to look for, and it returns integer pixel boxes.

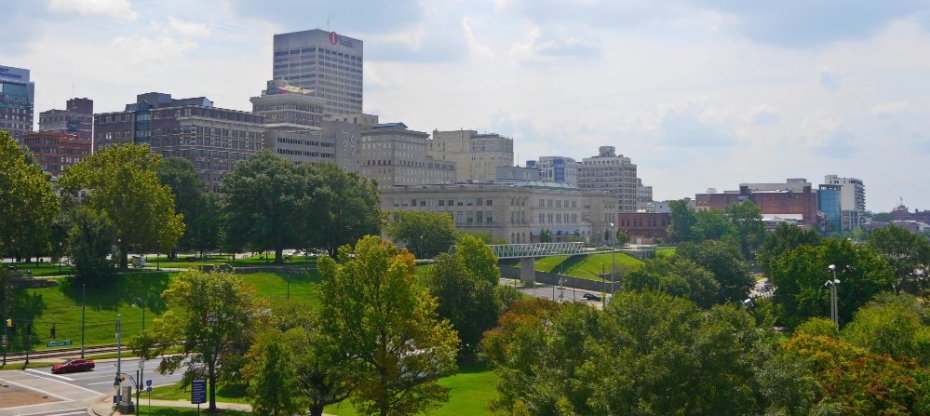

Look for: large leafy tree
[769,238,895,328]
[386,211,457,259]
[67,207,116,286]
[303,162,381,257]
[59,144,183,269]
[488,291,780,415]
[691,210,735,242]
[866,225,930,295]
[245,329,302,416]
[452,234,500,285]
[624,255,721,307]
[156,157,221,257]
[677,240,753,303]
[136,270,262,412]
[666,199,696,243]
[756,224,822,275]
[0,131,59,260]
[841,294,930,366]
[725,200,765,258]
[428,252,498,356]
[222,150,304,263]
[319,236,459,416]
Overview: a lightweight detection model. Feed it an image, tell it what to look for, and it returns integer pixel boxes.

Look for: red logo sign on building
[329,32,339,45]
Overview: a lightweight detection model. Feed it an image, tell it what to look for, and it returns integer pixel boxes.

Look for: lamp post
[133,298,146,414]
[609,222,617,297]
[826,264,841,328]
[80,283,86,358]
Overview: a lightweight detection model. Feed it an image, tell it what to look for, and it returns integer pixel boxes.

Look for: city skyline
[2,0,929,209]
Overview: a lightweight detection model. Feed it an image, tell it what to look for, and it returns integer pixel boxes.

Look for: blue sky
[3,0,930,210]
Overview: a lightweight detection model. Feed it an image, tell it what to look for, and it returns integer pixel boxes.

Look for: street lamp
[609,222,617,296]
[132,297,146,413]
[826,264,841,328]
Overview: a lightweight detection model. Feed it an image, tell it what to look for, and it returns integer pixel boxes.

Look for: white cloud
[48,0,138,20]
[166,17,212,38]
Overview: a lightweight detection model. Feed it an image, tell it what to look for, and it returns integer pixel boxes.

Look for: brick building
[39,98,94,141]
[695,179,819,225]
[617,212,670,244]
[21,131,91,176]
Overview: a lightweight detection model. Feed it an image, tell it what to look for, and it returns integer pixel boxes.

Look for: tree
[866,225,930,295]
[677,240,753,303]
[136,270,262,412]
[385,211,457,259]
[319,236,459,416]
[222,150,303,263]
[245,329,302,416]
[428,253,498,356]
[768,238,896,328]
[795,317,840,338]
[453,234,500,285]
[59,144,183,269]
[667,199,697,243]
[624,255,721,307]
[539,229,552,243]
[615,229,629,245]
[67,207,116,286]
[0,131,59,260]
[157,157,221,258]
[725,201,765,258]
[692,210,735,242]
[841,294,930,366]
[488,291,781,415]
[756,224,822,275]
[303,163,381,257]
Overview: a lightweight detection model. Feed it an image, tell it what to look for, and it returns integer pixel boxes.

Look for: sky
[3,0,930,211]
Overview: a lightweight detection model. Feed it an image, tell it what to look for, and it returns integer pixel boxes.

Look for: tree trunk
[119,244,128,270]
[310,403,325,416]
[209,364,217,412]
[275,246,283,264]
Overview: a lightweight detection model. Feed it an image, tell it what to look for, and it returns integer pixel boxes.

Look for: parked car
[52,359,95,374]
[582,293,602,301]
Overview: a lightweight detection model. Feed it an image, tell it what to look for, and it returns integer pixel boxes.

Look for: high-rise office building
[39,98,94,141]
[273,29,363,117]
[95,92,265,190]
[0,65,35,143]
[430,129,514,183]
[824,174,865,230]
[251,80,334,165]
[577,146,639,213]
[360,123,455,189]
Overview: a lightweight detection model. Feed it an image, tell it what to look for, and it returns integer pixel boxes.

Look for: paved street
[502,278,608,309]
[0,358,183,416]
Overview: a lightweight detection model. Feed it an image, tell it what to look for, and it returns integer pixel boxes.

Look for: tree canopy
[624,255,721,307]
[319,236,459,416]
[385,211,457,259]
[0,131,59,259]
[157,157,221,256]
[756,223,822,275]
[866,225,930,295]
[677,240,754,303]
[60,144,183,269]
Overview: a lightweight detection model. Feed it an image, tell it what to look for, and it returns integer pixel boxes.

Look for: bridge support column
[520,257,535,287]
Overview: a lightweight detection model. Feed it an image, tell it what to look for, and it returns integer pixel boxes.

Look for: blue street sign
[191,379,207,404]
[146,385,153,392]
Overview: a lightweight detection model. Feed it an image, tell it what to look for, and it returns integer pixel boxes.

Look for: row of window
[276,149,334,158]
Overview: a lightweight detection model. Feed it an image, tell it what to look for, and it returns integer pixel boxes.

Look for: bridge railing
[478,242,586,259]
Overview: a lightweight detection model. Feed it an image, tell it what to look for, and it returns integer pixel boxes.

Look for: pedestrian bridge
[486,242,586,259]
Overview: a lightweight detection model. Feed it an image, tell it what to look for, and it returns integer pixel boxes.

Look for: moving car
[582,293,602,301]
[52,359,95,374]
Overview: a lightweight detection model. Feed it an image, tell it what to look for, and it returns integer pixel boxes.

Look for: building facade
[0,65,34,143]
[818,184,842,232]
[39,98,93,142]
[577,146,639,213]
[95,92,265,190]
[430,129,514,183]
[360,123,455,188]
[527,156,579,186]
[617,212,671,244]
[824,175,865,230]
[21,131,91,176]
[382,183,615,244]
[273,29,363,116]
[695,178,820,225]
[251,80,332,165]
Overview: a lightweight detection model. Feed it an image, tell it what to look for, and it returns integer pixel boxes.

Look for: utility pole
[826,264,841,329]
[81,283,86,358]
[134,297,146,411]
[2,280,7,366]
[115,314,122,404]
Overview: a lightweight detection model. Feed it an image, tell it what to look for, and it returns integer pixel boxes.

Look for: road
[501,278,608,309]
[0,358,183,416]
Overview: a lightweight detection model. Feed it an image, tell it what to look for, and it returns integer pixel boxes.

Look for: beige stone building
[382,183,615,244]
[360,123,455,189]
[578,146,639,213]
[430,129,514,183]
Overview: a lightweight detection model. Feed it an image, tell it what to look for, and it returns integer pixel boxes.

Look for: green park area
[656,246,677,258]
[508,252,644,281]
[4,270,321,352]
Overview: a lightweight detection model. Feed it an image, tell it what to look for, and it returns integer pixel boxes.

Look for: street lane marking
[16,371,102,396]
[0,377,71,401]
[14,408,84,416]
[87,381,117,386]
[26,369,73,381]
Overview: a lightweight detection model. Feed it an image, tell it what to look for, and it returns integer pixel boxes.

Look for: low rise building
[695,178,819,225]
[617,212,670,244]
[21,131,91,176]
[382,182,614,244]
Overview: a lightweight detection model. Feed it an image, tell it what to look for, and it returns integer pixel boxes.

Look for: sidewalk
[89,397,252,415]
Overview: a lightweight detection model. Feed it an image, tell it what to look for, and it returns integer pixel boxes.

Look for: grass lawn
[6,271,322,352]
[508,253,643,281]
[144,254,316,270]
[151,382,249,404]
[656,247,677,258]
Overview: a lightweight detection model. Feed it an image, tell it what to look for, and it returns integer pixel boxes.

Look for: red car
[52,359,95,374]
